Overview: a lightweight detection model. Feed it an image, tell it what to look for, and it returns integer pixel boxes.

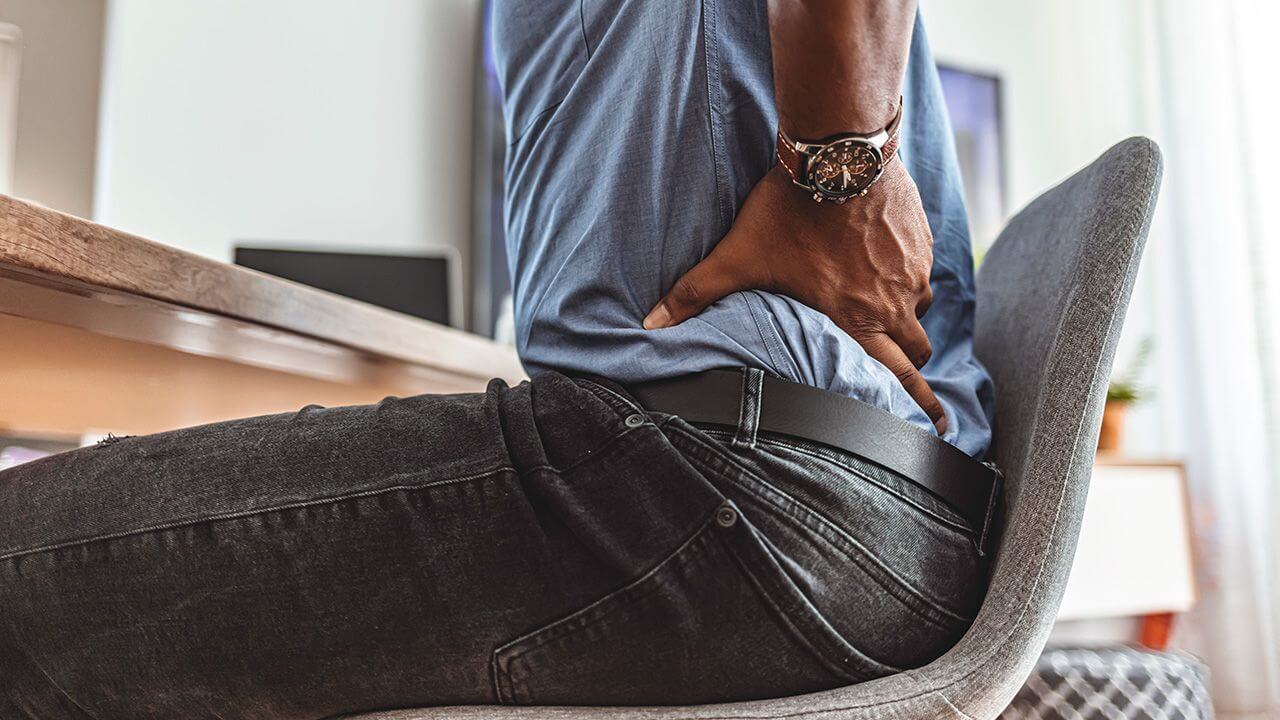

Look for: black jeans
[0,372,987,719]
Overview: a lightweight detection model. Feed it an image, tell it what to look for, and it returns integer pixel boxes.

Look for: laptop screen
[234,247,453,326]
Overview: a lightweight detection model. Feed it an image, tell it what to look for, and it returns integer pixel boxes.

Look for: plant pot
[1097,400,1128,453]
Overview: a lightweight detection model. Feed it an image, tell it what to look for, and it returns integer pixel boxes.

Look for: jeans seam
[732,371,751,446]
[763,436,973,532]
[718,509,903,679]
[716,429,976,537]
[491,656,515,704]
[527,421,646,477]
[665,423,974,628]
[2,409,653,565]
[687,444,969,631]
[572,377,650,418]
[0,467,514,564]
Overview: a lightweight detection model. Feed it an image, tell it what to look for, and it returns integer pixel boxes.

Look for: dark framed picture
[936,64,1007,256]
[470,0,510,339]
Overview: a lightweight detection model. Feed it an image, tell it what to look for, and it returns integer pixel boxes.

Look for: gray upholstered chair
[346,137,1164,720]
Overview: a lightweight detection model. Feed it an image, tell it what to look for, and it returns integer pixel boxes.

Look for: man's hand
[642,160,946,432]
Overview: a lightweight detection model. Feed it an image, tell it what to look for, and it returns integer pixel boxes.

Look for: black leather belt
[627,369,1001,551]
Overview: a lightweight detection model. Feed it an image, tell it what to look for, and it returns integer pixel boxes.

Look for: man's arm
[771,0,913,138]
[642,0,945,431]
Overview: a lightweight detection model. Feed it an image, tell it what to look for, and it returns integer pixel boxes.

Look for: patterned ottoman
[1000,646,1213,720]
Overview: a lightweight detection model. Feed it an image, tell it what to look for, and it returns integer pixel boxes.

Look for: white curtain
[1146,1,1280,717]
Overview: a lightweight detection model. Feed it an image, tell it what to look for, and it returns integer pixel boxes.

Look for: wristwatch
[775,100,903,204]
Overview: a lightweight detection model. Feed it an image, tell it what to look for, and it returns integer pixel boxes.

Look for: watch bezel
[802,137,886,203]
[776,98,903,204]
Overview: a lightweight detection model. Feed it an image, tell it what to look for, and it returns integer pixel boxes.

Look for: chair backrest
[947,136,1163,716]
[348,138,1164,720]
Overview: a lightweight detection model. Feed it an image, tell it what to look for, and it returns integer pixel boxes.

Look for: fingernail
[935,414,948,435]
[643,304,671,330]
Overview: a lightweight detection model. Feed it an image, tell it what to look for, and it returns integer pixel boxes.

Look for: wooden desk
[0,195,525,438]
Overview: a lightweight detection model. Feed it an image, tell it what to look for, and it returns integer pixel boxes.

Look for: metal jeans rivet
[624,413,646,428]
[715,506,738,528]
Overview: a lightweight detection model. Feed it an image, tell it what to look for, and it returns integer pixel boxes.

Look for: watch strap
[880,100,904,164]
[775,131,807,188]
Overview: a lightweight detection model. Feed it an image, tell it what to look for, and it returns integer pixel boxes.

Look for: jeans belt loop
[732,368,765,449]
[975,462,1004,558]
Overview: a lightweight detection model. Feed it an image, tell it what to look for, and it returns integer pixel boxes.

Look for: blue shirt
[493,2,994,457]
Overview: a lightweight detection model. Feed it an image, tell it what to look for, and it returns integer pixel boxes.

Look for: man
[0,0,995,717]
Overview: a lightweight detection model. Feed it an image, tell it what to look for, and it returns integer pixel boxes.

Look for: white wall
[924,0,1180,459]
[0,0,105,218]
[95,0,480,281]
[924,0,1156,214]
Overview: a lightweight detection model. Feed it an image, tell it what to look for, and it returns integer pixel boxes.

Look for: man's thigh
[0,376,729,717]
[0,388,526,715]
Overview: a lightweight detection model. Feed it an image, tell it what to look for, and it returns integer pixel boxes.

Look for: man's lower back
[493,1,994,457]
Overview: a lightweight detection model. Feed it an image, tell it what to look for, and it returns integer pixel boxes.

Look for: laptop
[234,244,462,329]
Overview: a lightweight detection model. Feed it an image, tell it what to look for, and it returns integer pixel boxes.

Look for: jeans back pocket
[490,501,890,706]
[666,420,988,672]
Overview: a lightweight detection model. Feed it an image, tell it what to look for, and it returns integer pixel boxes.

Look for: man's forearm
[769,0,916,137]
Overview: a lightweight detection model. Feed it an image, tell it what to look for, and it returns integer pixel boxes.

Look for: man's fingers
[643,249,749,329]
[889,316,933,369]
[859,332,948,434]
[915,286,933,319]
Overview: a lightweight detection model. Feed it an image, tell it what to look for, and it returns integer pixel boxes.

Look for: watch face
[808,140,881,199]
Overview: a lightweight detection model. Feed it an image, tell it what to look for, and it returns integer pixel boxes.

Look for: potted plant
[1099,338,1151,453]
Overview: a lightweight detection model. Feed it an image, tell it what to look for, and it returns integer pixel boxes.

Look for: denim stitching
[0,468,511,564]
[680,440,970,630]
[0,422,648,564]
[716,507,903,679]
[718,429,975,537]
[572,377,650,418]
[732,370,751,446]
[733,369,763,448]
[688,426,977,627]
[491,656,516,704]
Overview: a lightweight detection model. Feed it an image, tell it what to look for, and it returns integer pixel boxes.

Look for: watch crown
[812,193,824,203]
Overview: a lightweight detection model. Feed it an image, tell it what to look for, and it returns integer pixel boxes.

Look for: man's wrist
[779,93,900,138]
